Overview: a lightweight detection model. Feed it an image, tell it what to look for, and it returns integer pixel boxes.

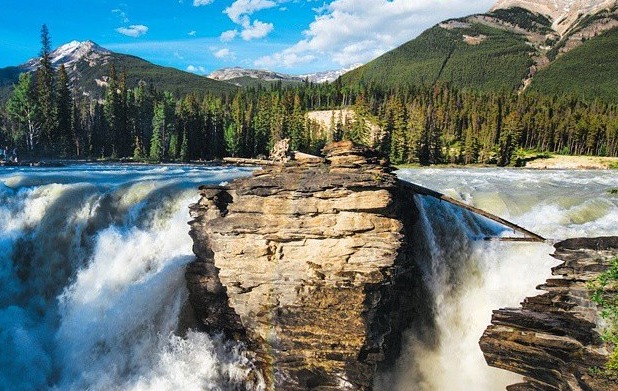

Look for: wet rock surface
[186,141,419,390]
[480,236,618,391]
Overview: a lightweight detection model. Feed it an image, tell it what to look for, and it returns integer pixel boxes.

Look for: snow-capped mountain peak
[208,67,303,83]
[24,40,111,71]
[300,64,363,84]
[209,63,363,85]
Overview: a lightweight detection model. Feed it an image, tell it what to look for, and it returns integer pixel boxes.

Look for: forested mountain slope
[0,41,236,100]
[342,4,618,101]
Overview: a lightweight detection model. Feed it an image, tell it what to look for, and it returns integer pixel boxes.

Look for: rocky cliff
[186,141,419,390]
[480,236,618,390]
[491,0,618,35]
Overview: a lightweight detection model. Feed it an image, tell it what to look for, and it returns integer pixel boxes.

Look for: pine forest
[1,26,618,166]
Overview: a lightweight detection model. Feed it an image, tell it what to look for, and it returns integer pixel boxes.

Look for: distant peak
[490,0,618,34]
[48,40,110,66]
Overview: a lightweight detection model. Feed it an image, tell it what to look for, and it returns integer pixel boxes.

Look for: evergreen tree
[150,101,164,161]
[180,129,189,162]
[103,63,121,157]
[36,24,57,154]
[56,64,72,155]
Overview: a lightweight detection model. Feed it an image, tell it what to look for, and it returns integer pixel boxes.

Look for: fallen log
[222,157,277,166]
[400,179,546,242]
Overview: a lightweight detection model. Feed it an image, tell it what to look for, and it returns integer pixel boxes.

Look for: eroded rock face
[480,237,618,391]
[186,141,418,390]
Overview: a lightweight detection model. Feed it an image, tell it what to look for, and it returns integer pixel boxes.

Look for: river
[0,165,616,390]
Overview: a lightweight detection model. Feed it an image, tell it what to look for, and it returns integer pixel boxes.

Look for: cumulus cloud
[224,0,276,24]
[187,65,208,74]
[188,30,197,36]
[220,29,238,42]
[116,25,149,38]
[240,20,274,40]
[222,0,277,41]
[193,0,214,6]
[255,0,495,69]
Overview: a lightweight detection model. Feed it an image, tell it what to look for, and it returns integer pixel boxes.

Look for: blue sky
[0,0,496,75]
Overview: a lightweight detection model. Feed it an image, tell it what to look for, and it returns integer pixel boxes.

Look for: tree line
[1,26,617,165]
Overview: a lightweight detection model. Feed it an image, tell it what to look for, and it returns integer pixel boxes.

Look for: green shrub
[588,257,618,375]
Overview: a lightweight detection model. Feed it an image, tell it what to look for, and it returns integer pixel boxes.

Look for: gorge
[185,142,618,390]
[0,152,617,390]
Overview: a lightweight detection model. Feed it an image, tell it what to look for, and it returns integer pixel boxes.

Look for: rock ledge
[480,236,618,391]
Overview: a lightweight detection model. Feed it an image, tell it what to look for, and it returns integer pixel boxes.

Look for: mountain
[208,67,304,87]
[299,64,362,84]
[0,40,236,100]
[342,1,618,101]
[491,0,618,34]
[209,64,362,87]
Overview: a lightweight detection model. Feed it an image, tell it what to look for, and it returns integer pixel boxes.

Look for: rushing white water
[2,165,617,391]
[0,164,260,391]
[380,168,618,391]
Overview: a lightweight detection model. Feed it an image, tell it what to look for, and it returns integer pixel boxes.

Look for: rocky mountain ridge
[22,40,112,72]
[492,0,618,34]
[342,0,618,98]
[208,64,363,86]
[0,40,236,99]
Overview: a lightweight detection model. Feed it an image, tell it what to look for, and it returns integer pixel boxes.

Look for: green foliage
[488,7,552,33]
[530,28,618,102]
[6,73,39,151]
[588,257,618,375]
[343,23,532,93]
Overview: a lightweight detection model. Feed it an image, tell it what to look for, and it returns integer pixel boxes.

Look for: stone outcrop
[490,0,618,35]
[186,141,418,390]
[480,236,618,390]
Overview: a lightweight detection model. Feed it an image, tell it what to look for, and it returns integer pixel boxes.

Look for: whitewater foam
[382,168,618,390]
[0,164,257,391]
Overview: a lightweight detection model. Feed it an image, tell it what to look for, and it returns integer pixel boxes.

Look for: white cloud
[256,0,495,69]
[240,20,274,40]
[213,48,235,59]
[116,25,149,38]
[224,0,277,24]
[220,29,238,42]
[222,0,277,40]
[188,30,197,36]
[187,65,208,74]
[193,0,214,6]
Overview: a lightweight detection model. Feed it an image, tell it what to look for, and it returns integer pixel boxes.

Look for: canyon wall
[480,237,618,390]
[186,141,419,389]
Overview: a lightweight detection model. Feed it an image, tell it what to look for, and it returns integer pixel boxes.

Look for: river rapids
[0,165,617,390]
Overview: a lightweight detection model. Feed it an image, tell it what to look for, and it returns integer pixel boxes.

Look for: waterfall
[379,168,618,391]
[0,165,260,391]
[2,165,617,390]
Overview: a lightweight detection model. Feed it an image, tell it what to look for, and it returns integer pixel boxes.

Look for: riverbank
[525,155,618,169]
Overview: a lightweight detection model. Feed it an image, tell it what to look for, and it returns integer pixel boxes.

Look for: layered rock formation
[186,141,418,390]
[491,0,618,35]
[480,236,618,390]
